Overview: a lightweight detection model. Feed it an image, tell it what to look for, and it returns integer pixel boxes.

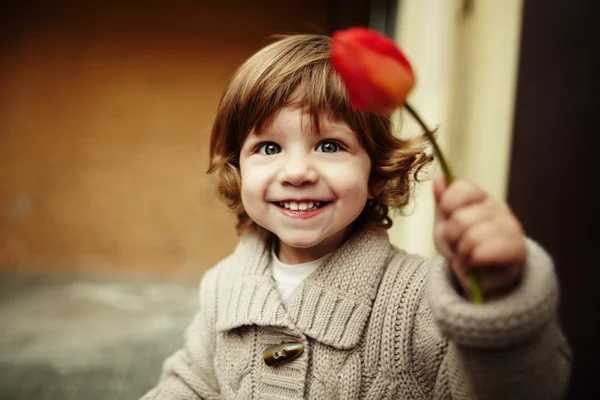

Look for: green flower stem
[404,102,484,305]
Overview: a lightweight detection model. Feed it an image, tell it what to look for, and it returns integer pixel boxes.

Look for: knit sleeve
[140,268,221,400]
[425,238,572,399]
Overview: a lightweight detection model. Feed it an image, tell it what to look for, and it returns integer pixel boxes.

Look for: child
[141,34,571,399]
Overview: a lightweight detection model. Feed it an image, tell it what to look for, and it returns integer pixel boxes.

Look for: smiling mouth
[273,201,331,211]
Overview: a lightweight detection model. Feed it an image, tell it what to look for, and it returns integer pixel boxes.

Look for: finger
[443,199,497,248]
[439,180,487,218]
[433,192,454,259]
[455,221,497,265]
[433,176,454,260]
[433,172,448,204]
[433,185,446,225]
[469,235,527,269]
[453,265,521,298]
[434,222,454,259]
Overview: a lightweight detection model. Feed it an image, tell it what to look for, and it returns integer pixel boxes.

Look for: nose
[277,154,318,186]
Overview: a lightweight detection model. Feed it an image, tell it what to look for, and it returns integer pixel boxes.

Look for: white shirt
[270,248,332,301]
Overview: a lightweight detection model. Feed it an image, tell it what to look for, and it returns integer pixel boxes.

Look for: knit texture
[141,228,571,399]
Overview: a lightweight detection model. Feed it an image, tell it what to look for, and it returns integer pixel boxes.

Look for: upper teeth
[279,201,321,210]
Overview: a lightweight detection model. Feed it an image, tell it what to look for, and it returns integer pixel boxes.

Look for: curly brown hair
[207,34,433,235]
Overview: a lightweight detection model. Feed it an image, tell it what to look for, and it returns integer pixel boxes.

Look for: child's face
[239,107,372,263]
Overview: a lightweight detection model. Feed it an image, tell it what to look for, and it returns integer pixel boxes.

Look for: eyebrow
[320,122,361,144]
[249,126,357,145]
[246,113,358,144]
[325,123,356,136]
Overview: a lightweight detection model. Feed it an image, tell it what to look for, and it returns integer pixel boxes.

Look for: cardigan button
[263,342,304,367]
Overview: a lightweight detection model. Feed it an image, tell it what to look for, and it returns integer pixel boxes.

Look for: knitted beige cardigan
[142,228,571,399]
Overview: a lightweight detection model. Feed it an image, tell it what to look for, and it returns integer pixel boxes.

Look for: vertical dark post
[508,1,599,398]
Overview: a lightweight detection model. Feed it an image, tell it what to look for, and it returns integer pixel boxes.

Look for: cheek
[239,163,271,206]
[325,158,371,196]
[239,168,257,205]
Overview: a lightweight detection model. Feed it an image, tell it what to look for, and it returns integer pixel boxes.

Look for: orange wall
[0,1,331,282]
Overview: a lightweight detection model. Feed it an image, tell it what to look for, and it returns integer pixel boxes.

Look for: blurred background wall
[0,0,371,282]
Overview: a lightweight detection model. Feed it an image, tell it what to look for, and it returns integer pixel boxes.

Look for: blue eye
[316,140,341,153]
[258,142,281,155]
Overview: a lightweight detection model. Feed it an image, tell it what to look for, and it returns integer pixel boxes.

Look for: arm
[423,176,571,398]
[140,269,221,400]
[426,239,572,399]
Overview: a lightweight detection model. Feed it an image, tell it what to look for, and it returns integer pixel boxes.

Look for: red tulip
[331,27,416,114]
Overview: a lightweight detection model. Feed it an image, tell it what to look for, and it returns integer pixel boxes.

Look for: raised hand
[433,174,527,300]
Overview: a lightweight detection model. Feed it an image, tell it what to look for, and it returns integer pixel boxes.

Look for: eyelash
[254,140,346,155]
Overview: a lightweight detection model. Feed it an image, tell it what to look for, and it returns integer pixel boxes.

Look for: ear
[368,179,385,199]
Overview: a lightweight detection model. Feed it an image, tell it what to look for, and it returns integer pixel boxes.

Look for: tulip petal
[331,28,416,114]
[332,27,414,77]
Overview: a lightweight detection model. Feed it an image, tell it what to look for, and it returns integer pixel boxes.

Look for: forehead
[253,107,356,138]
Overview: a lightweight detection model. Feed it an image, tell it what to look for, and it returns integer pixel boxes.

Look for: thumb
[433,172,448,204]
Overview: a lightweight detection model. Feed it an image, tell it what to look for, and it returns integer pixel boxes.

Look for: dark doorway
[508,1,599,398]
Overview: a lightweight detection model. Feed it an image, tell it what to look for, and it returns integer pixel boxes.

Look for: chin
[276,233,325,249]
[279,238,322,249]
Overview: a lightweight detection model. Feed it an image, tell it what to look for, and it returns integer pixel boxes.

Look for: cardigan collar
[216,227,394,350]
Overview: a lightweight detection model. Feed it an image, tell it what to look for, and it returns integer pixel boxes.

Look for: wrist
[452,268,524,302]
